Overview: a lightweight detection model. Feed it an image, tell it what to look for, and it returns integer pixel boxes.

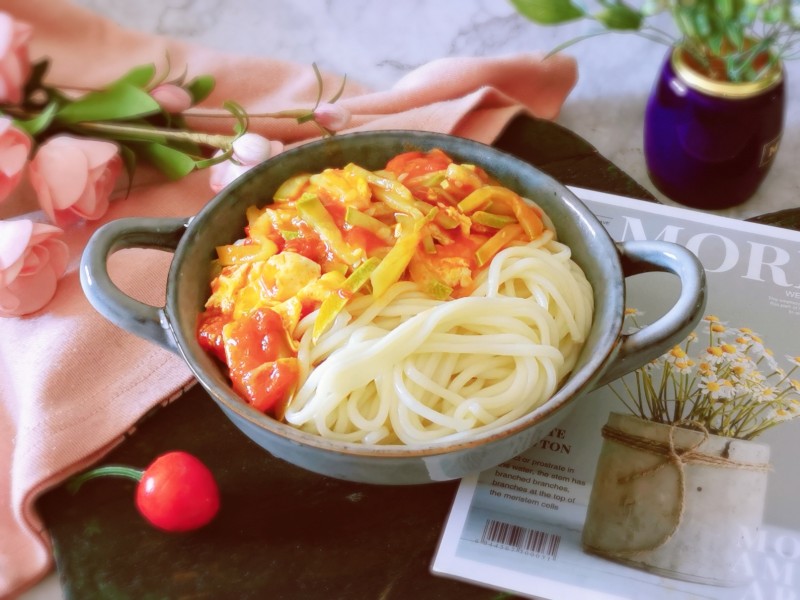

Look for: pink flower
[29,136,122,226]
[232,133,273,166]
[0,12,32,104]
[313,103,351,132]
[209,138,284,194]
[0,219,69,317]
[150,83,193,113]
[0,117,30,203]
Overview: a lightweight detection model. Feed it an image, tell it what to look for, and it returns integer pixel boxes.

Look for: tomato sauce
[199,308,299,418]
[385,148,452,178]
[197,308,229,363]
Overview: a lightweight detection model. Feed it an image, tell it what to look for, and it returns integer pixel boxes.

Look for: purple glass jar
[644,47,785,210]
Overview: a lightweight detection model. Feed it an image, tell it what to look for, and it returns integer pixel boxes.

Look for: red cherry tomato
[135,451,221,532]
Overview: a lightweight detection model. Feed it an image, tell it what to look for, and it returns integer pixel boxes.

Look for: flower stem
[78,121,235,149]
[67,465,144,494]
[183,108,311,120]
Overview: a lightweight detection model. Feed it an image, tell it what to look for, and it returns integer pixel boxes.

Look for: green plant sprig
[510,0,800,82]
[1,60,346,184]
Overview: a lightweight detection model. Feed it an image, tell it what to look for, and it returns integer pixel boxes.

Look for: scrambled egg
[206,251,345,337]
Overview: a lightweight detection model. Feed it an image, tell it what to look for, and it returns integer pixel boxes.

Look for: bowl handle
[80,217,190,355]
[592,240,707,389]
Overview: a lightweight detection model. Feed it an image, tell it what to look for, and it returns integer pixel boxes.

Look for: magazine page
[432,188,800,600]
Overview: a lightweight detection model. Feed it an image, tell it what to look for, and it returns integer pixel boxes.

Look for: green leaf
[186,75,215,104]
[739,4,758,25]
[762,4,783,22]
[510,0,586,24]
[707,32,724,54]
[114,64,156,89]
[693,8,712,36]
[715,0,734,19]
[640,0,668,16]
[725,21,745,48]
[595,3,644,29]
[138,142,196,180]
[56,83,161,124]
[675,8,698,37]
[16,101,59,136]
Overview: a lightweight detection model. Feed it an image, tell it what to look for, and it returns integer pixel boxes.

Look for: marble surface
[20,1,799,598]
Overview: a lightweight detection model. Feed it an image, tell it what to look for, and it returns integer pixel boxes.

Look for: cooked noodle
[285,234,593,445]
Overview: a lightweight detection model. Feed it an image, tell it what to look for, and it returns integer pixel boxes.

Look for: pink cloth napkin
[0,1,577,597]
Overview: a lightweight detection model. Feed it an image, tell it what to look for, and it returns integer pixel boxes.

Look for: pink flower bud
[209,139,284,193]
[209,151,250,195]
[0,219,69,317]
[232,133,273,166]
[29,136,123,227]
[313,103,351,132]
[0,12,32,104]
[0,117,31,203]
[150,84,193,113]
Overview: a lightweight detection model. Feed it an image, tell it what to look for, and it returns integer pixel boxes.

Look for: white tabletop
[20,1,799,598]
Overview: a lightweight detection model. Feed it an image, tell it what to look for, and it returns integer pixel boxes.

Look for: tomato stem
[67,465,144,494]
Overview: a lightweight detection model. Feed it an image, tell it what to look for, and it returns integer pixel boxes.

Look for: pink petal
[20,242,44,275]
[0,286,20,314]
[232,133,273,166]
[0,14,13,58]
[270,140,285,157]
[67,137,119,170]
[27,221,63,243]
[93,154,122,200]
[0,142,28,176]
[150,84,193,113]
[42,238,69,278]
[0,218,32,269]
[71,178,99,218]
[0,254,23,288]
[209,159,251,194]
[0,262,59,317]
[33,143,90,209]
[313,103,352,132]
[28,166,57,223]
[13,21,33,47]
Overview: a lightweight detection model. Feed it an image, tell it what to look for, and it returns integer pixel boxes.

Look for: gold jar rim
[671,47,783,99]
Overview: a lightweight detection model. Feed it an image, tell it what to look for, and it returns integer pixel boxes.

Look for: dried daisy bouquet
[611,313,800,439]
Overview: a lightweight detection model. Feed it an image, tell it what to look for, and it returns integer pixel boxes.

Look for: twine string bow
[587,420,771,557]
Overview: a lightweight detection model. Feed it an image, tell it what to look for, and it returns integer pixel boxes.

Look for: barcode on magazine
[479,519,561,560]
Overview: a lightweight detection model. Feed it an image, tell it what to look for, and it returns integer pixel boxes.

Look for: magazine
[431,188,800,600]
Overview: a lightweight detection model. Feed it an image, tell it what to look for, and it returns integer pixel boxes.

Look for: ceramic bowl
[81,131,706,484]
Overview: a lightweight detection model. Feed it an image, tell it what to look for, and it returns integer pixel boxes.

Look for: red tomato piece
[241,358,300,417]
[385,148,453,179]
[197,308,230,363]
[343,225,386,256]
[224,309,299,416]
[284,222,330,264]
